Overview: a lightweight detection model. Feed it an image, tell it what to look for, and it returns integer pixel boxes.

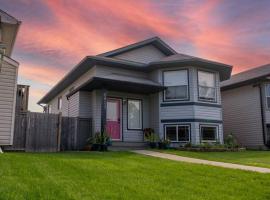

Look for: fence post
[57,113,62,152]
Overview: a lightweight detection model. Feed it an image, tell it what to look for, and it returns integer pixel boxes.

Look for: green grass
[0,152,270,200]
[157,149,270,168]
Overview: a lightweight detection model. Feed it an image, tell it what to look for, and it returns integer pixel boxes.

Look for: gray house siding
[67,91,79,117]
[48,66,96,116]
[222,84,264,148]
[262,82,270,124]
[0,57,18,145]
[113,44,166,63]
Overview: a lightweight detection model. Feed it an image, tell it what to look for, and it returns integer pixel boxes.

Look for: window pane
[178,126,190,141]
[164,70,188,86]
[165,85,188,100]
[107,102,118,121]
[128,100,142,129]
[166,126,177,141]
[198,71,215,87]
[199,86,215,100]
[201,126,217,141]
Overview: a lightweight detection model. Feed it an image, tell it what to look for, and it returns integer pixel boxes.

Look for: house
[38,37,232,147]
[221,64,270,149]
[0,10,21,150]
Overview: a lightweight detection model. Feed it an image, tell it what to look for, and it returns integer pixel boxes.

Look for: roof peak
[98,36,177,57]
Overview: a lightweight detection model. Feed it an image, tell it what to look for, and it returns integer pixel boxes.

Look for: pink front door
[106,98,121,140]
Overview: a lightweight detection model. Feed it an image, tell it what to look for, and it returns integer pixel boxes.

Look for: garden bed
[177,147,246,152]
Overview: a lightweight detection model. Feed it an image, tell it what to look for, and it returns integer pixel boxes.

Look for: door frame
[106,97,123,141]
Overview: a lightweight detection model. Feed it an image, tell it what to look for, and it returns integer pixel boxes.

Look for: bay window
[127,99,142,130]
[165,124,190,142]
[163,70,188,101]
[200,125,217,142]
[198,70,216,101]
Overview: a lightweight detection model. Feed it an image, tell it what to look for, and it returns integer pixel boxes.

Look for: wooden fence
[5,112,92,152]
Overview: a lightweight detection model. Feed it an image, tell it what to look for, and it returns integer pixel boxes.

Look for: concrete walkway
[133,150,270,174]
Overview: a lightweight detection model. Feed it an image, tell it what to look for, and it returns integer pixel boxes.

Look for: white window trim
[265,84,270,109]
[163,69,189,101]
[127,99,143,130]
[165,124,190,142]
[198,70,217,102]
[58,96,62,110]
[200,125,218,142]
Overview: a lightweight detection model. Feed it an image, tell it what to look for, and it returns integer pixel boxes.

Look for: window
[198,70,216,101]
[265,84,270,108]
[200,125,217,142]
[58,96,62,110]
[163,70,188,101]
[165,124,190,142]
[127,99,142,130]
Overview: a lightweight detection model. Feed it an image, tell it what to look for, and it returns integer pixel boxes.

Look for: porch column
[100,88,107,136]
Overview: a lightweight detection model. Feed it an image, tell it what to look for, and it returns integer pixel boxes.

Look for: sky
[1,0,270,112]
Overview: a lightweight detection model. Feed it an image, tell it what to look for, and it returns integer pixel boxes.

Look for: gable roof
[0,9,21,57]
[99,36,177,57]
[38,37,232,104]
[221,64,270,90]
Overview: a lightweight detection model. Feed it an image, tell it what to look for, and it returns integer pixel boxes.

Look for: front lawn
[157,149,270,168]
[0,152,270,200]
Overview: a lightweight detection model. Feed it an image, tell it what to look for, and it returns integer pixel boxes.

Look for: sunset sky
[1,0,270,112]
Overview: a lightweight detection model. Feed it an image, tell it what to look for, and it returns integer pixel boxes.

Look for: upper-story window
[198,70,216,102]
[58,96,62,110]
[163,70,189,101]
[265,84,270,108]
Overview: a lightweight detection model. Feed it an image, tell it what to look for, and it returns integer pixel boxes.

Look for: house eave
[66,76,166,99]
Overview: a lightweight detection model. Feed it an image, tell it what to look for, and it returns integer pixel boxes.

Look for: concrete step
[109,141,148,151]
[111,141,147,147]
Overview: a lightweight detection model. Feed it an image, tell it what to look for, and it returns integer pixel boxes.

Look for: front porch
[66,75,165,145]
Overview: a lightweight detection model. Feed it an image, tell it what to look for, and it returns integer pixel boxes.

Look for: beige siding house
[0,10,21,148]
[221,64,270,149]
[39,37,232,147]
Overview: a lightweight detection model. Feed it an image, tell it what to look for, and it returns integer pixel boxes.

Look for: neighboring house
[0,10,21,149]
[38,37,232,147]
[16,84,29,114]
[221,64,270,149]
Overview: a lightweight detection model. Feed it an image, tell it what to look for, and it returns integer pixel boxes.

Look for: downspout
[258,84,270,147]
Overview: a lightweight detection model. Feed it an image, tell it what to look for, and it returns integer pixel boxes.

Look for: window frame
[200,124,218,143]
[162,69,189,102]
[164,124,191,143]
[265,84,270,109]
[127,98,143,130]
[197,70,217,102]
[58,96,62,110]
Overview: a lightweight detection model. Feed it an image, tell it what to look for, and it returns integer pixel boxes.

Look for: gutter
[258,84,270,147]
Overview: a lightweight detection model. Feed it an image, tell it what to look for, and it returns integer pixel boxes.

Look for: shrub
[184,142,192,148]
[144,128,157,142]
[224,133,238,148]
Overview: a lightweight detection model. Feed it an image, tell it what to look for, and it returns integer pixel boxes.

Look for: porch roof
[66,75,166,98]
